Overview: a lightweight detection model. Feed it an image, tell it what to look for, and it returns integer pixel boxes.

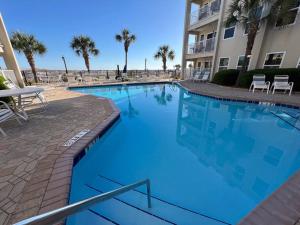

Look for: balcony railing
[190,0,221,25]
[188,38,215,55]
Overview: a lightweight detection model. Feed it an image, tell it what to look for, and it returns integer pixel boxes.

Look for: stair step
[271,110,300,130]
[67,209,116,225]
[86,175,227,225]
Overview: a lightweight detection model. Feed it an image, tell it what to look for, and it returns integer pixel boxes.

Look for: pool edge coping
[36,98,121,220]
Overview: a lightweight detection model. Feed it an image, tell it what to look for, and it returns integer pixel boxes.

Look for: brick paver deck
[0,87,119,224]
[180,81,300,108]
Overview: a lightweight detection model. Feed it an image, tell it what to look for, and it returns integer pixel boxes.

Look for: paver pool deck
[0,87,120,224]
[0,81,300,225]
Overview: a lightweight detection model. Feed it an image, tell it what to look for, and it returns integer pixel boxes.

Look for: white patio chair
[75,75,85,84]
[38,75,49,84]
[271,75,294,96]
[0,101,21,137]
[200,71,210,82]
[121,73,129,81]
[249,74,270,94]
[192,71,203,82]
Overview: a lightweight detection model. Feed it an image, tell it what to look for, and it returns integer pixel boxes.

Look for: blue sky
[0,0,185,70]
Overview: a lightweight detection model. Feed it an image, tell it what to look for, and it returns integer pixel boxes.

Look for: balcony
[187,38,215,59]
[190,0,221,29]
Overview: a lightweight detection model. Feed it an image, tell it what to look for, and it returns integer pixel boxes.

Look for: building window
[263,52,285,69]
[224,26,235,39]
[237,55,251,70]
[276,0,300,27]
[219,57,229,71]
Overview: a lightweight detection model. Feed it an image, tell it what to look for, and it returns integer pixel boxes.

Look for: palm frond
[168,50,175,60]
[130,35,136,42]
[70,35,99,57]
[90,48,99,56]
[154,52,162,59]
[10,31,46,55]
[224,0,239,27]
[115,34,122,42]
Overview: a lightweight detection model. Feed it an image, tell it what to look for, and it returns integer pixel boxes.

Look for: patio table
[0,87,44,120]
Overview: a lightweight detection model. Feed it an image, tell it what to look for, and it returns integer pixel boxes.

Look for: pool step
[67,209,117,225]
[85,175,228,225]
[83,185,173,225]
[271,110,300,130]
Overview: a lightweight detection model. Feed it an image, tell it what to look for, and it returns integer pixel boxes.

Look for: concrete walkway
[0,87,117,224]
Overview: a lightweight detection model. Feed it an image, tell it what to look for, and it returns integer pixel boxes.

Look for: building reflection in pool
[176,88,300,202]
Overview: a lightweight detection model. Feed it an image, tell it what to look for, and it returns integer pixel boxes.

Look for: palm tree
[154,85,173,106]
[225,0,296,84]
[10,32,46,83]
[154,45,175,72]
[70,35,99,73]
[115,29,136,70]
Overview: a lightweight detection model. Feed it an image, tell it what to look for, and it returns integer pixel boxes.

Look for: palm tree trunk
[83,51,90,73]
[163,58,167,72]
[125,50,128,70]
[25,52,38,83]
[235,22,258,86]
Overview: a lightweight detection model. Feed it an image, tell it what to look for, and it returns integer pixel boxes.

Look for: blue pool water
[68,83,300,225]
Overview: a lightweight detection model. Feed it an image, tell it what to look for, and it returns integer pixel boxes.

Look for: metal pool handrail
[14,179,151,225]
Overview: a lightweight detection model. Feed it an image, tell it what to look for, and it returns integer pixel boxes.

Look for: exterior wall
[183,0,300,79]
[214,0,267,72]
[257,17,300,69]
[215,24,266,71]
[213,0,300,74]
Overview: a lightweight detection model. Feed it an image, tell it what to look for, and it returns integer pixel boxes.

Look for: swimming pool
[68,83,300,225]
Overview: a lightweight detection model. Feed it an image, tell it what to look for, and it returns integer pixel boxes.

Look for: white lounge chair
[249,74,270,94]
[192,71,203,82]
[1,71,47,108]
[0,101,21,137]
[271,75,294,96]
[200,72,210,82]
[122,73,129,81]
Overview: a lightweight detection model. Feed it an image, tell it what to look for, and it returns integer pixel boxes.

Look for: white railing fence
[190,0,221,25]
[22,69,182,84]
[188,37,215,55]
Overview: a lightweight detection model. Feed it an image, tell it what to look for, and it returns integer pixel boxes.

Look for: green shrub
[0,76,12,104]
[212,69,239,86]
[238,68,300,91]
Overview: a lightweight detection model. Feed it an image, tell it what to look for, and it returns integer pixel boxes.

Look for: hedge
[212,69,240,86]
[237,68,300,91]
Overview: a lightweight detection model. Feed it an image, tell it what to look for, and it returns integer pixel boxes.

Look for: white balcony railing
[190,0,221,25]
[188,38,215,55]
